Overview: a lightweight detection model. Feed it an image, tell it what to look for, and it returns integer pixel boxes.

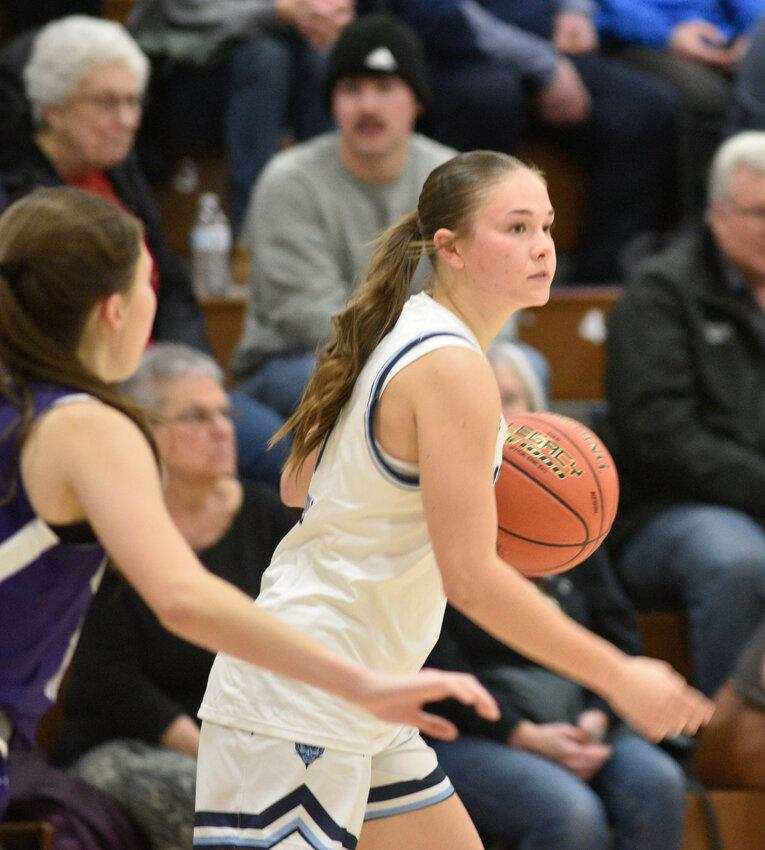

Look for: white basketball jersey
[199,293,505,754]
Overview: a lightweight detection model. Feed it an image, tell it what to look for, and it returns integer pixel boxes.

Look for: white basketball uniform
[194,293,505,850]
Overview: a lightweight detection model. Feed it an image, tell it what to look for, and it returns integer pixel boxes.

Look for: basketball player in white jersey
[194,151,713,850]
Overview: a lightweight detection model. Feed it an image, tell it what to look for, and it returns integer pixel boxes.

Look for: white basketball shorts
[193,721,454,849]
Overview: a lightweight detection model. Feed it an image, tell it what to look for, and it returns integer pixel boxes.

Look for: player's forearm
[446,554,624,700]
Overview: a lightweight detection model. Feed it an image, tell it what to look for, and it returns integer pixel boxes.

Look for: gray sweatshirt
[233,131,455,378]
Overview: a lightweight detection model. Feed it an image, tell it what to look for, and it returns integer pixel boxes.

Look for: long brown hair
[275,150,541,470]
[0,187,157,504]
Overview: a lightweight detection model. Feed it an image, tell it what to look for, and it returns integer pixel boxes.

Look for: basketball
[495,411,619,577]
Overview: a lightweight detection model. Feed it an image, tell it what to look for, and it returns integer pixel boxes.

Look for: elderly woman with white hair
[51,343,297,850]
[0,14,292,488]
[0,14,207,350]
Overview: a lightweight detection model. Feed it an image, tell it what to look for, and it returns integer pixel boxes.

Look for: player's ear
[433,227,463,270]
[98,291,127,332]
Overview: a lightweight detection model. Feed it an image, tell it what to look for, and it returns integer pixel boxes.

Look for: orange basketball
[495,411,619,577]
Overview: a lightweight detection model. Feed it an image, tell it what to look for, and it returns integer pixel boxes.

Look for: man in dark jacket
[605,130,765,697]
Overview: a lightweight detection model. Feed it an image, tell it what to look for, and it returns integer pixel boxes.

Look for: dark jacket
[425,549,642,742]
[604,227,765,553]
[53,483,295,765]
[0,31,210,351]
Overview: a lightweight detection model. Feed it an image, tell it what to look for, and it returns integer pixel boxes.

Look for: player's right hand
[605,656,714,742]
[355,668,500,741]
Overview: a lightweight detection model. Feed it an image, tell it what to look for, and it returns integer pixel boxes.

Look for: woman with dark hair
[0,186,501,821]
[193,150,713,850]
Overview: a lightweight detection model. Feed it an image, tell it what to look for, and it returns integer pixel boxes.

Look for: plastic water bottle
[190,192,232,297]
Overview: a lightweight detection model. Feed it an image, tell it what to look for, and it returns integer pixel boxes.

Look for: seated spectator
[232,14,456,419]
[127,0,352,230]
[695,615,765,788]
[604,130,765,697]
[385,0,680,283]
[53,343,297,850]
[425,343,687,850]
[0,15,290,488]
[729,13,765,132]
[598,0,761,219]
[0,15,207,350]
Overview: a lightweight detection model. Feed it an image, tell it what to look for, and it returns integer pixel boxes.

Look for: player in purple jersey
[0,186,500,819]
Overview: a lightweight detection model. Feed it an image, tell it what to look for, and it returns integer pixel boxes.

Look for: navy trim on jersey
[365,332,473,489]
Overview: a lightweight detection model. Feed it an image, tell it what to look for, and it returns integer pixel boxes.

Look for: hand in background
[160,714,201,758]
[275,0,355,47]
[536,58,592,125]
[510,719,612,781]
[553,11,598,55]
[669,20,738,70]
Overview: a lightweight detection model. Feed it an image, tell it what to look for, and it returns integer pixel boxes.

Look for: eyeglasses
[75,93,145,114]
[723,199,765,222]
[164,407,239,428]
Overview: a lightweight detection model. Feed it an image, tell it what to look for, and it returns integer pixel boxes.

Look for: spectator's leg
[226,36,294,231]
[422,61,528,153]
[290,36,335,142]
[560,55,679,282]
[229,390,289,489]
[591,727,687,850]
[236,352,316,420]
[617,503,765,695]
[729,15,765,133]
[610,46,730,219]
[432,735,611,850]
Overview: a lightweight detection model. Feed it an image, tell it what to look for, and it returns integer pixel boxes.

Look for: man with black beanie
[232,14,455,420]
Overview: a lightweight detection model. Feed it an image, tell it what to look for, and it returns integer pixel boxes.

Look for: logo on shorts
[295,742,325,768]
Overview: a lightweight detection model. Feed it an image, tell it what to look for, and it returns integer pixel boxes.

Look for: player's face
[333,75,420,162]
[155,375,237,480]
[116,242,156,379]
[456,170,555,311]
[708,167,765,285]
[45,62,143,171]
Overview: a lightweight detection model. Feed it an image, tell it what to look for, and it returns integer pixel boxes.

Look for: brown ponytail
[272,211,427,467]
[276,150,542,471]
[0,187,158,504]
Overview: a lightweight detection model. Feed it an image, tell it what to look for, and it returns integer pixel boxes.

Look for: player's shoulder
[30,396,148,457]
[405,344,497,401]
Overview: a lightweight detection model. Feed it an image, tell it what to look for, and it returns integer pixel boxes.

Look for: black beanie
[323,14,431,110]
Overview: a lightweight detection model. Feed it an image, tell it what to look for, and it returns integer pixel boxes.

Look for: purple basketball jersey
[0,384,106,745]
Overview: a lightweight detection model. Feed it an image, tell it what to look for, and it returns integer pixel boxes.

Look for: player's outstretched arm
[24,401,498,738]
[406,350,714,741]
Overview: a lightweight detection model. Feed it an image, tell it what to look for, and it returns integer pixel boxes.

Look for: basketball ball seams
[512,412,613,540]
[495,412,619,576]
[499,455,590,537]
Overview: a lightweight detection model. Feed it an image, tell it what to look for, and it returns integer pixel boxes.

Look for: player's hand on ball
[356,668,500,740]
[605,656,714,741]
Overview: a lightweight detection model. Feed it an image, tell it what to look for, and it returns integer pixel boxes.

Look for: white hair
[23,15,150,126]
[486,340,547,412]
[708,131,765,204]
[123,343,224,413]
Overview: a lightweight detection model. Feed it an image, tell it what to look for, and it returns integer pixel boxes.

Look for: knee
[230,36,291,81]
[547,792,611,850]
